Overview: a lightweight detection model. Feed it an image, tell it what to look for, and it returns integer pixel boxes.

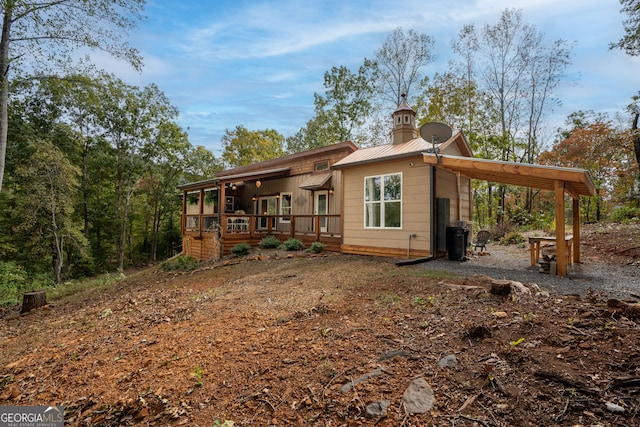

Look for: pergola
[422,153,597,276]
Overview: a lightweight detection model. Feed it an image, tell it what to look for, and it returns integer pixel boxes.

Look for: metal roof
[215,167,291,183]
[177,178,218,191]
[299,172,332,190]
[332,130,471,169]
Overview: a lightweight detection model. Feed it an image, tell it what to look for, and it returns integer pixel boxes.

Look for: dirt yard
[1,223,639,426]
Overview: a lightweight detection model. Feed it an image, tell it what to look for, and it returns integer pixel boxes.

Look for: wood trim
[341,244,430,259]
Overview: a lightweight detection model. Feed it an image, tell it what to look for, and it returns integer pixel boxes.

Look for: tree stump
[490,279,512,296]
[20,290,47,314]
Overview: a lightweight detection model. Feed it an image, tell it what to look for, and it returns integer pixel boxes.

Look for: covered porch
[179,171,342,258]
[422,153,597,277]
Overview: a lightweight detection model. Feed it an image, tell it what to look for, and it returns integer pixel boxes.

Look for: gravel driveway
[417,242,640,300]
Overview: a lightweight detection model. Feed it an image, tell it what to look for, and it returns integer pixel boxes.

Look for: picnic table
[529,235,574,267]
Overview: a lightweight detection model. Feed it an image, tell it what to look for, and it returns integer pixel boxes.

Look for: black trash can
[446,226,467,261]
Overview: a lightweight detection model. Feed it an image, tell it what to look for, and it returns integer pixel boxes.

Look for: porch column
[181,190,187,233]
[220,183,226,231]
[573,197,581,263]
[199,188,205,236]
[555,180,567,277]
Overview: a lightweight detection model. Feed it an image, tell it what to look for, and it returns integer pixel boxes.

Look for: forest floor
[1,223,640,426]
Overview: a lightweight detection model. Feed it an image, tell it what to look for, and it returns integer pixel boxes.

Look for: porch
[182,213,342,256]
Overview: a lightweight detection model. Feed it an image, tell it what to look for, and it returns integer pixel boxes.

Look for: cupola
[391,93,418,144]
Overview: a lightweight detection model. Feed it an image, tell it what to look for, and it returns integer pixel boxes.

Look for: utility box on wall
[436,198,450,252]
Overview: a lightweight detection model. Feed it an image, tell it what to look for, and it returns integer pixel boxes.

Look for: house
[178,141,358,259]
[179,96,596,277]
[332,95,474,259]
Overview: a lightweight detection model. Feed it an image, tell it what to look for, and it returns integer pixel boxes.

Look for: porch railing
[182,213,342,253]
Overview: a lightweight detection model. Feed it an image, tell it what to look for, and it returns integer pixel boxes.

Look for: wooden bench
[529,236,573,267]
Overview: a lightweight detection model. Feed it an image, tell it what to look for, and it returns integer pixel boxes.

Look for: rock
[402,377,435,414]
[365,400,390,418]
[492,311,508,318]
[340,367,385,393]
[438,354,458,368]
[377,349,409,362]
[605,402,625,413]
[510,281,530,295]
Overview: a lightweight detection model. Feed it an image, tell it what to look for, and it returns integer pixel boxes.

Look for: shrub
[161,255,200,271]
[0,261,29,305]
[280,238,304,251]
[259,235,281,249]
[231,242,251,257]
[309,241,326,253]
[500,231,525,245]
[611,205,640,222]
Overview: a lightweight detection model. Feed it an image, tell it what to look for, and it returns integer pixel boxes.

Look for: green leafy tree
[611,0,640,56]
[135,122,192,261]
[287,60,377,152]
[221,125,284,167]
[13,140,87,284]
[94,76,180,271]
[0,0,145,193]
[611,2,640,176]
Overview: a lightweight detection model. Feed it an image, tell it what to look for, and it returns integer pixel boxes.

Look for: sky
[110,0,639,156]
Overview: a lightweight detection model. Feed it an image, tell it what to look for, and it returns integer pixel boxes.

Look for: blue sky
[109,0,639,155]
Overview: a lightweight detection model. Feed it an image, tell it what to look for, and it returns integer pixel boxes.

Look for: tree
[287,60,377,152]
[611,0,640,56]
[13,140,86,284]
[136,122,191,261]
[374,27,435,106]
[539,121,632,221]
[631,96,640,174]
[0,0,145,193]
[447,9,573,223]
[94,76,179,271]
[221,125,284,167]
[611,1,640,184]
[182,145,223,183]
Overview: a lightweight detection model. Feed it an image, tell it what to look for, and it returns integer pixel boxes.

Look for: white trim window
[280,192,292,223]
[364,173,402,228]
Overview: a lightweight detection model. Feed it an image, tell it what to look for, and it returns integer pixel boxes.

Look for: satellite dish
[419,122,452,144]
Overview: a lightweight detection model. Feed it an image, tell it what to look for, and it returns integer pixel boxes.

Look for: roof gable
[217,141,358,178]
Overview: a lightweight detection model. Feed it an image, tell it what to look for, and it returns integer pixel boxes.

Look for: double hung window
[364,173,402,228]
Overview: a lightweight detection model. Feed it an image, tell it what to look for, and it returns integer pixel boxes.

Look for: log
[607,299,640,319]
[20,290,47,314]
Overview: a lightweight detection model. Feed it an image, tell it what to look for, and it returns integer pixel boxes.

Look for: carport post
[573,198,581,264]
[555,180,567,277]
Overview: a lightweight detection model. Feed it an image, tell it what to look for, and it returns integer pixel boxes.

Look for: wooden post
[573,197,581,263]
[199,188,205,237]
[555,180,567,277]
[21,290,47,314]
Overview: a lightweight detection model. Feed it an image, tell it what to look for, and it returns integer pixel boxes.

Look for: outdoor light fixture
[275,194,280,199]
[329,187,335,194]
[231,183,237,190]
[255,180,262,188]
[251,195,257,201]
